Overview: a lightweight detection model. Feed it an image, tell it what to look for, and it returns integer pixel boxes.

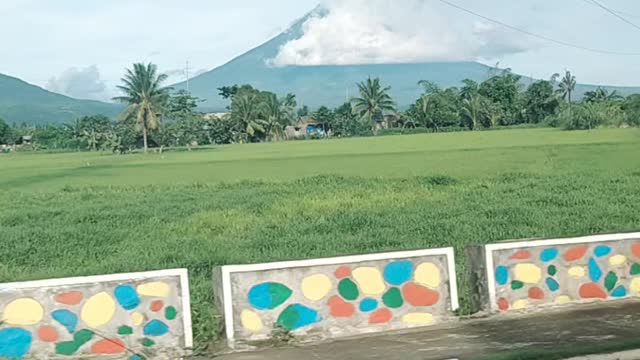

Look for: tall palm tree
[260,93,296,141]
[113,63,169,153]
[351,78,396,134]
[556,70,577,114]
[461,95,486,130]
[231,93,267,141]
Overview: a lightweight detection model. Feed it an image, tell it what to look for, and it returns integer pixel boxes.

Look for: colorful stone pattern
[229,254,453,341]
[0,274,187,359]
[492,239,640,312]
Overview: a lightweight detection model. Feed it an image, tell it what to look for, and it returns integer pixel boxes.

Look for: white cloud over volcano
[271,0,534,66]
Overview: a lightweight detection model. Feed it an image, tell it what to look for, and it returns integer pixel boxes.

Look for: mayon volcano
[173,6,640,112]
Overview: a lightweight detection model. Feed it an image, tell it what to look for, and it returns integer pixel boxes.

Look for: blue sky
[2,0,640,101]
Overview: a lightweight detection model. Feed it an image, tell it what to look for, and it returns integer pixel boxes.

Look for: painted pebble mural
[221,249,457,345]
[0,270,191,359]
[490,236,640,312]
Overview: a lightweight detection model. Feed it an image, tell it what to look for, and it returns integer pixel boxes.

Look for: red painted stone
[150,300,164,312]
[402,283,440,307]
[510,250,531,260]
[328,295,355,318]
[335,266,351,279]
[632,243,640,258]
[55,291,83,305]
[497,298,509,311]
[528,287,545,300]
[91,339,126,354]
[579,283,607,299]
[369,308,393,324]
[564,245,589,262]
[38,326,59,342]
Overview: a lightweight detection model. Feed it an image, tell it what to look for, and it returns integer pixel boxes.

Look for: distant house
[203,112,230,120]
[285,116,331,139]
[18,135,32,145]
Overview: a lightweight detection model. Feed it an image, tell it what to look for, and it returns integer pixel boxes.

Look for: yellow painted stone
[512,299,529,310]
[555,296,572,305]
[402,312,434,325]
[241,310,263,332]
[568,266,586,278]
[137,281,170,297]
[131,311,144,326]
[414,263,441,288]
[609,255,627,267]
[81,292,116,328]
[352,267,385,295]
[513,264,542,284]
[630,278,640,294]
[301,274,332,301]
[2,298,44,325]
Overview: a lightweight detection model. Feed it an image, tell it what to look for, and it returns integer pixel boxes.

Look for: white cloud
[46,65,109,101]
[271,0,533,66]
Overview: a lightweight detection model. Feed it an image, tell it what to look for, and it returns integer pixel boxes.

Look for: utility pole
[186,61,190,92]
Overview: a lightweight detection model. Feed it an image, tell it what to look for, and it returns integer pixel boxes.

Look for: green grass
[2,128,640,352]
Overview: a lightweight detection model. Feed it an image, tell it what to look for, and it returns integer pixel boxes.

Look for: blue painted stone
[540,248,559,262]
[359,298,378,312]
[612,286,627,298]
[291,304,320,330]
[129,355,144,360]
[52,309,78,334]
[594,245,612,258]
[546,277,560,292]
[247,283,292,310]
[383,261,414,285]
[589,258,603,283]
[0,328,32,359]
[115,285,140,310]
[495,266,509,286]
[143,320,169,337]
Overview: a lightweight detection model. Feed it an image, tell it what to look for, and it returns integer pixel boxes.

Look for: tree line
[1,63,639,153]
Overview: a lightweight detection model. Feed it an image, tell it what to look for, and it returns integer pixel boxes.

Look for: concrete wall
[0,269,192,359]
[483,232,640,313]
[216,248,458,347]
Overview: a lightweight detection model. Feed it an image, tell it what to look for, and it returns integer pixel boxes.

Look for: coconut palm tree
[113,63,169,153]
[231,93,267,141]
[260,93,297,141]
[461,95,487,130]
[351,78,396,134]
[556,70,577,111]
[584,87,624,103]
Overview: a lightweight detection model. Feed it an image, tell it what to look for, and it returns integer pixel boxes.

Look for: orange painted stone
[150,300,164,312]
[369,308,392,324]
[528,287,545,300]
[402,283,439,307]
[91,339,126,354]
[37,326,58,342]
[328,295,355,318]
[510,250,531,260]
[55,291,83,305]
[579,283,607,299]
[335,266,351,279]
[564,245,589,262]
[497,298,509,311]
[632,243,640,258]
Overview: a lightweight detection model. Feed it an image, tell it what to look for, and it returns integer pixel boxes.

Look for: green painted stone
[605,272,618,292]
[511,281,524,290]
[118,325,133,335]
[382,288,404,309]
[631,264,640,276]
[142,338,155,347]
[165,306,177,320]
[55,330,93,355]
[548,265,557,276]
[55,342,78,356]
[276,305,300,331]
[268,284,293,309]
[338,279,359,301]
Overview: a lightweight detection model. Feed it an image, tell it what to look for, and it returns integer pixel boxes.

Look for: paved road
[214,300,640,360]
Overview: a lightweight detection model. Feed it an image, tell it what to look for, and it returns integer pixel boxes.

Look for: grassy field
[2,128,640,351]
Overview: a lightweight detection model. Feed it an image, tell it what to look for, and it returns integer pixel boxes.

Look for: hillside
[0,73,121,124]
[174,10,640,111]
